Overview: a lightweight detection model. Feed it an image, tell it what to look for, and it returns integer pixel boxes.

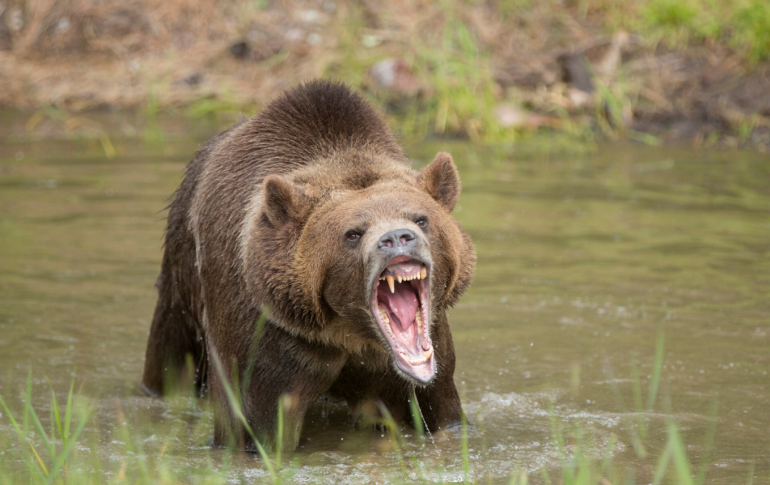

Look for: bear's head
[243,151,475,385]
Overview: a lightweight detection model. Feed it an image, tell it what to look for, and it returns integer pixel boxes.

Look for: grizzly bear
[141,80,476,451]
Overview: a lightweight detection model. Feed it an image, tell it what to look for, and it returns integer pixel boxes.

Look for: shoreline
[1,0,769,149]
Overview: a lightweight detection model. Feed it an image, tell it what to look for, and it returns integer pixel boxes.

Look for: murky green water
[1,112,769,483]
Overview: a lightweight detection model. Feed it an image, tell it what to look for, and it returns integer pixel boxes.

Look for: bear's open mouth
[371,256,435,384]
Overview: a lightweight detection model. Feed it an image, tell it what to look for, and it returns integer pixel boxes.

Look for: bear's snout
[377,228,416,252]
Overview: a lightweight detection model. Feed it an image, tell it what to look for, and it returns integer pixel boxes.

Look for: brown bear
[141,80,476,451]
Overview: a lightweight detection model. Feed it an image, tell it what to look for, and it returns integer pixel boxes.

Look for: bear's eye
[345,230,362,243]
[415,217,428,229]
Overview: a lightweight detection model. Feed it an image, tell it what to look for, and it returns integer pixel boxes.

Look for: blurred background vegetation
[1,0,770,147]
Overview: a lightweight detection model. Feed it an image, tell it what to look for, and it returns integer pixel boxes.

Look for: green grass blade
[604,357,646,458]
[0,392,57,482]
[46,380,62,448]
[508,465,526,485]
[460,410,470,483]
[409,389,425,439]
[63,380,74,445]
[573,454,590,485]
[406,391,429,483]
[541,465,553,485]
[46,404,92,484]
[666,420,695,485]
[376,401,409,480]
[208,347,277,481]
[0,394,26,443]
[276,396,283,472]
[48,389,54,450]
[26,394,55,461]
[547,401,572,481]
[598,435,617,476]
[651,441,672,485]
[646,331,665,412]
[23,368,32,433]
[695,400,719,485]
[630,359,648,441]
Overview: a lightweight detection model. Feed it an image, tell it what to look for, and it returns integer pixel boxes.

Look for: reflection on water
[1,114,768,482]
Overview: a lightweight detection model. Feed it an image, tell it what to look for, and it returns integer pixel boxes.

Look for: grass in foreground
[1,333,750,484]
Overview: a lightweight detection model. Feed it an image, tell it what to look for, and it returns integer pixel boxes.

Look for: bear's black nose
[378,228,416,251]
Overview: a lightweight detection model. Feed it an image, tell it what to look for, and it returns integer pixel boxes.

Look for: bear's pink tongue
[373,262,435,384]
[377,280,418,346]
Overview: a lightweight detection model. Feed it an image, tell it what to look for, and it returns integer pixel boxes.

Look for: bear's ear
[263,175,305,227]
[417,152,461,212]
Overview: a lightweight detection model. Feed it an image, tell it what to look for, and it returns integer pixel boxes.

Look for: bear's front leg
[208,321,347,452]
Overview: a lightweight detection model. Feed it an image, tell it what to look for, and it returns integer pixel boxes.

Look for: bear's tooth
[415,310,423,331]
[378,307,394,337]
[421,268,427,279]
[397,275,402,283]
[378,305,389,324]
[387,276,395,293]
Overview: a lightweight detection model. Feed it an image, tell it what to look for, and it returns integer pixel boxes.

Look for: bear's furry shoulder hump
[222,80,406,171]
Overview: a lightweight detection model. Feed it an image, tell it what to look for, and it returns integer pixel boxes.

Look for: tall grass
[0,371,90,484]
[637,0,770,63]
[407,6,503,143]
[329,2,504,142]
[5,0,769,149]
[0,331,735,484]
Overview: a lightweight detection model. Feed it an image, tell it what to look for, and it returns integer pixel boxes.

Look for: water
[1,112,768,483]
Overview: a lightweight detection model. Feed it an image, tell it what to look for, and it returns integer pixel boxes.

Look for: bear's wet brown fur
[142,80,475,451]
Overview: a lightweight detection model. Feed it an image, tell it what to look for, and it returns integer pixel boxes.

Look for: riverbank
[1,0,769,148]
